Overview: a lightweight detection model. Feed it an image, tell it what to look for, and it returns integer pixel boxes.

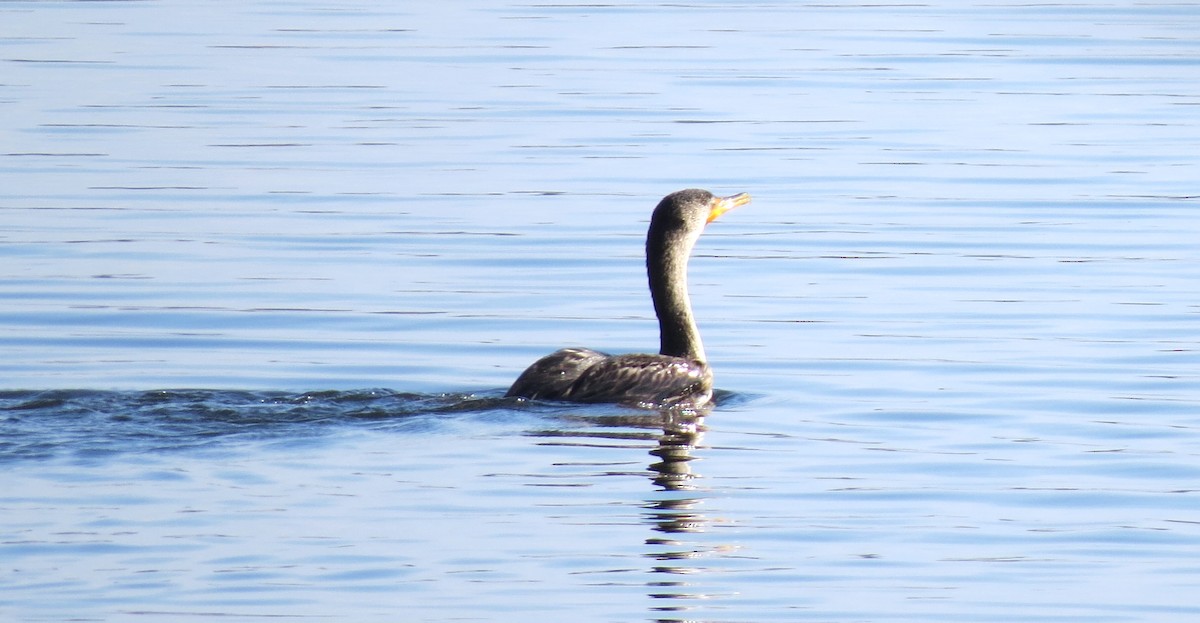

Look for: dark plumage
[506,189,750,409]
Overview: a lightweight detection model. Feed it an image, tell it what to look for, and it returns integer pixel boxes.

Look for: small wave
[0,389,516,462]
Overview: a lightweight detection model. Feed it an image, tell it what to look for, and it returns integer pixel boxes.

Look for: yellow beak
[707,192,752,223]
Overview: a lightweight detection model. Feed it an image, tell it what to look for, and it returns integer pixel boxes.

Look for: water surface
[2,1,1199,622]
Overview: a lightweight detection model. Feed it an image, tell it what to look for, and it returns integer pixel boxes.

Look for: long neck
[647,228,705,362]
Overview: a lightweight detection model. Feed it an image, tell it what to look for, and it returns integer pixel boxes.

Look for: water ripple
[0,389,517,461]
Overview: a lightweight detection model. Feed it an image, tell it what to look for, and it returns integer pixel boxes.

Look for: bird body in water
[506,189,751,409]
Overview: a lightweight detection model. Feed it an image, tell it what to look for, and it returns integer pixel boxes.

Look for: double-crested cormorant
[506,188,751,409]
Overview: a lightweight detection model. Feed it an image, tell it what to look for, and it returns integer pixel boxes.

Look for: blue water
[3,1,1200,622]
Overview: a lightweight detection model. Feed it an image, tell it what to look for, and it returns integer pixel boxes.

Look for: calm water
[3,1,1200,621]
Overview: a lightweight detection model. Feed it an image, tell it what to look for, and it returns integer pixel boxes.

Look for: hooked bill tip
[707,192,751,223]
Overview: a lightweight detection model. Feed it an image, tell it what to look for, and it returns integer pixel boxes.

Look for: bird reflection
[642,410,721,619]
[648,411,705,505]
[527,405,732,621]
